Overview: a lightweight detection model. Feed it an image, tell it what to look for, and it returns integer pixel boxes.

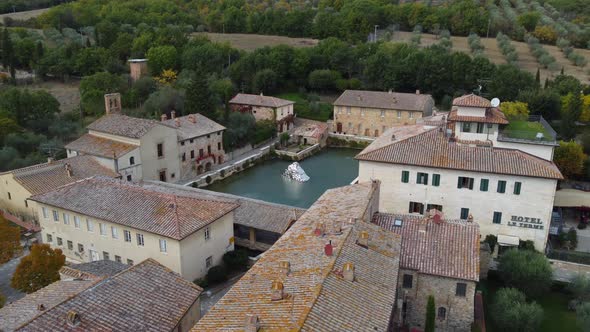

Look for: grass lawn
[276,92,332,122]
[477,273,580,332]
[504,120,552,141]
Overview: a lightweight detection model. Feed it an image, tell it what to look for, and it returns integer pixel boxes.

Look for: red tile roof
[448,107,509,124]
[334,89,433,112]
[452,94,492,108]
[229,93,294,108]
[356,127,563,179]
[65,133,138,158]
[373,213,480,281]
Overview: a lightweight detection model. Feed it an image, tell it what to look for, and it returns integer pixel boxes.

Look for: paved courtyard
[0,250,27,304]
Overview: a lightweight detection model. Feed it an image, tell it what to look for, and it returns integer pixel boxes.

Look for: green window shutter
[401,171,409,183]
[514,182,521,195]
[416,173,420,184]
[460,208,469,220]
[433,174,440,186]
[457,177,462,188]
[424,174,429,185]
[493,212,502,224]
[480,179,488,192]
[497,180,506,193]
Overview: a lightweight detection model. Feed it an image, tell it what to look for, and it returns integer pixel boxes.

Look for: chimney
[391,134,396,142]
[260,92,264,96]
[189,114,196,123]
[324,240,333,256]
[271,280,284,301]
[419,218,428,233]
[104,93,121,115]
[161,114,168,122]
[37,304,45,311]
[175,118,180,127]
[47,157,54,164]
[416,89,420,95]
[357,231,369,248]
[65,163,73,177]
[468,214,474,222]
[357,95,362,101]
[278,261,290,275]
[245,314,260,332]
[66,311,81,327]
[388,89,393,94]
[343,262,354,282]
[314,222,325,236]
[171,110,176,119]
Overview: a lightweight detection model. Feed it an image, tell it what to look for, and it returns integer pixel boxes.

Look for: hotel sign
[507,216,544,230]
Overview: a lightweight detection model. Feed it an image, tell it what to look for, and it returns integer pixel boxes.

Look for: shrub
[484,234,498,252]
[223,249,249,271]
[568,228,578,249]
[194,277,209,288]
[518,240,536,251]
[11,244,65,293]
[568,274,590,302]
[492,288,543,332]
[207,265,228,284]
[425,295,435,332]
[498,249,552,298]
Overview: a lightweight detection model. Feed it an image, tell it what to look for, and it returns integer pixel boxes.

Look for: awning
[497,234,519,246]
[554,189,590,208]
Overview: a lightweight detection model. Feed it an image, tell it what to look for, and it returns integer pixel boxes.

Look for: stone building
[333,89,434,137]
[229,93,295,132]
[290,121,328,147]
[0,156,117,223]
[356,99,563,250]
[373,212,480,331]
[128,59,148,82]
[161,112,226,178]
[0,259,202,332]
[30,177,238,281]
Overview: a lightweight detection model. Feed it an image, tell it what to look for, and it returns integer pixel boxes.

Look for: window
[103,251,110,260]
[111,226,118,239]
[432,174,441,186]
[57,237,63,246]
[207,145,211,154]
[402,274,413,288]
[401,170,410,183]
[480,179,489,192]
[457,177,474,189]
[438,307,447,320]
[63,213,70,225]
[393,218,403,227]
[171,173,175,179]
[380,110,385,117]
[204,227,211,240]
[218,142,221,150]
[416,172,429,185]
[460,208,470,220]
[497,180,506,193]
[427,204,443,212]
[409,112,414,119]
[124,230,132,242]
[99,223,107,236]
[181,141,185,146]
[157,143,164,158]
[24,200,28,208]
[42,207,48,219]
[206,256,213,268]
[397,111,401,118]
[190,150,195,159]
[78,243,84,253]
[182,153,186,162]
[74,216,80,229]
[514,182,522,195]
[127,259,134,265]
[127,175,132,181]
[115,255,122,263]
[206,134,210,139]
[462,122,471,132]
[129,156,135,165]
[199,149,204,158]
[159,239,167,253]
[190,139,194,144]
[346,107,351,114]
[52,210,59,222]
[67,240,73,250]
[86,219,94,232]
[456,283,467,297]
[7,192,11,200]
[476,123,484,133]
[46,234,53,242]
[137,233,144,246]
[159,170,166,182]
[409,201,424,214]
[493,211,502,224]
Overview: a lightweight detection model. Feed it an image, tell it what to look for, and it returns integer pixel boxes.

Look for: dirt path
[195,33,318,52]
[0,8,50,21]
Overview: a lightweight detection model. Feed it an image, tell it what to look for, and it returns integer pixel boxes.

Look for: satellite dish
[491,98,500,108]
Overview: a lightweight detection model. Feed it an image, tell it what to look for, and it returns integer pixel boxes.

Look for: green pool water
[206,148,359,208]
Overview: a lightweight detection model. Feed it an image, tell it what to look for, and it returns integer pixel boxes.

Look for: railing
[498,115,557,144]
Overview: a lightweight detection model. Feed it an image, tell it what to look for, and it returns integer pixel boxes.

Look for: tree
[425,295,435,332]
[143,86,185,117]
[79,72,125,116]
[577,302,590,332]
[11,243,65,293]
[223,112,256,150]
[0,216,21,264]
[489,65,536,101]
[252,69,278,94]
[498,249,552,298]
[532,25,558,44]
[517,89,561,120]
[554,141,587,179]
[568,274,590,302]
[492,288,543,332]
[500,101,529,121]
[146,45,178,75]
[517,12,541,32]
[561,92,583,140]
[185,71,215,119]
[308,69,342,91]
[0,289,5,308]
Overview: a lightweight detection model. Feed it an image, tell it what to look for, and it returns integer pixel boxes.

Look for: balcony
[497,115,557,145]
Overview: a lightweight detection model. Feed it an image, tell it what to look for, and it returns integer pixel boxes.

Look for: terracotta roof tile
[334,89,433,111]
[373,213,480,281]
[448,107,509,124]
[60,260,128,279]
[162,113,225,141]
[356,127,563,179]
[87,114,166,138]
[229,93,294,108]
[65,133,138,158]
[29,177,239,240]
[452,94,492,108]
[6,156,119,195]
[193,183,401,331]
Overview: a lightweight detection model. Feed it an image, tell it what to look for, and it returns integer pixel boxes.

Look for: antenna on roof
[491,98,500,108]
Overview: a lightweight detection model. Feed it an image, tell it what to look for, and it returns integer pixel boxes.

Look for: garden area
[503,120,553,141]
[194,249,250,289]
[276,92,332,122]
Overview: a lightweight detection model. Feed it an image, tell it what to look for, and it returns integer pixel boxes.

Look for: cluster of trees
[527,35,559,71]
[556,38,588,68]
[497,32,518,65]
[0,0,67,14]
[0,216,21,264]
[11,243,65,293]
[467,33,484,56]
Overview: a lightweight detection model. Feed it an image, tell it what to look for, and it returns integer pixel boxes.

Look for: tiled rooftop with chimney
[29,176,238,240]
[65,133,138,158]
[333,89,432,111]
[87,113,166,139]
[229,93,294,108]
[161,112,226,141]
[373,212,480,282]
[356,126,563,179]
[10,259,202,332]
[2,155,119,195]
[193,182,402,331]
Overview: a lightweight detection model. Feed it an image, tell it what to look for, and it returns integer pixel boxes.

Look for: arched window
[438,307,447,320]
[129,156,135,165]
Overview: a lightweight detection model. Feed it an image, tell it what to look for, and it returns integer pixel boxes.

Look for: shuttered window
[493,212,502,224]
[480,179,489,192]
[432,174,440,187]
[514,182,522,195]
[497,180,506,193]
[401,171,410,183]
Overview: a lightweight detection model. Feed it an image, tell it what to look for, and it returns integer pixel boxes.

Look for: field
[26,81,81,113]
[389,31,590,84]
[195,33,318,51]
[0,8,49,20]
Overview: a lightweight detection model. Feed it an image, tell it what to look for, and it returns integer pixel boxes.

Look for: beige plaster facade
[334,106,422,137]
[0,173,37,221]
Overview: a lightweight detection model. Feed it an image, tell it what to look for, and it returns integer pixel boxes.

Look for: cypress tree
[535,68,540,85]
[425,295,435,332]
[185,70,215,119]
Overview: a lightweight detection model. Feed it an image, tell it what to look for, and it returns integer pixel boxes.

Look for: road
[0,251,27,303]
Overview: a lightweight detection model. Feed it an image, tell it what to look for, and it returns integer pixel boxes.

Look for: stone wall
[275,143,321,161]
[333,106,422,138]
[398,270,475,331]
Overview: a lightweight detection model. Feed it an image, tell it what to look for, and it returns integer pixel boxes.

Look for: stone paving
[0,250,27,304]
